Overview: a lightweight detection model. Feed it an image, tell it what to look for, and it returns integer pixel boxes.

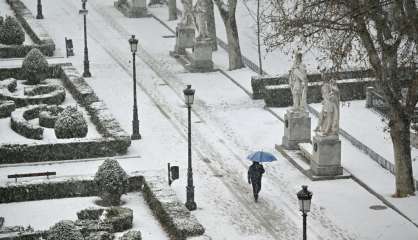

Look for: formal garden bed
[0,51,130,163]
[0,0,55,58]
[0,161,205,240]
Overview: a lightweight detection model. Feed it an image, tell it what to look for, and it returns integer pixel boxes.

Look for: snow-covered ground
[0,0,417,239]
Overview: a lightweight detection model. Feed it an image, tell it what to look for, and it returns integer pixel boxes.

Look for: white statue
[315,80,340,136]
[288,52,308,112]
[181,0,194,26]
[193,0,210,40]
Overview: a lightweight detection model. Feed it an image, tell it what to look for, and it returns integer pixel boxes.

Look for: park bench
[7,171,56,182]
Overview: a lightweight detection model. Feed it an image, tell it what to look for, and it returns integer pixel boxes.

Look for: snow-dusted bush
[0,16,25,45]
[120,230,141,240]
[54,106,88,139]
[21,48,49,84]
[47,220,83,240]
[94,159,128,206]
[39,105,64,128]
[102,207,133,232]
[0,100,15,118]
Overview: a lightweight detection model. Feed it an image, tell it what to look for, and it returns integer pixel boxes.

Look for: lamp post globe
[80,0,91,78]
[184,85,196,211]
[297,185,313,240]
[129,35,141,140]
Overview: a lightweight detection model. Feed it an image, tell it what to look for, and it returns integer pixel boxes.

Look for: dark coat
[248,163,265,184]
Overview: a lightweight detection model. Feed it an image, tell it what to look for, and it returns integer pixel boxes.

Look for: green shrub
[22,48,49,84]
[94,159,128,206]
[47,220,83,240]
[54,106,88,139]
[0,16,25,45]
[120,230,141,240]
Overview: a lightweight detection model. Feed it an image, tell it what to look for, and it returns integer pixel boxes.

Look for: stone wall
[1,0,55,58]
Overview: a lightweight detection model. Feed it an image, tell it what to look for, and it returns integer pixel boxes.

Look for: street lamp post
[36,0,43,19]
[129,35,141,140]
[297,185,313,240]
[183,85,197,211]
[79,0,91,78]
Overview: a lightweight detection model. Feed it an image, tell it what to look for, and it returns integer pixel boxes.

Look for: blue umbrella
[247,151,277,162]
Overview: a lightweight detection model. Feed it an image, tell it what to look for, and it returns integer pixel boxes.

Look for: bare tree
[256,0,263,75]
[263,0,417,197]
[243,0,267,74]
[213,0,245,70]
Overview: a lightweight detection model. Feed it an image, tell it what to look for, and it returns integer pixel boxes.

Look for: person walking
[248,161,265,202]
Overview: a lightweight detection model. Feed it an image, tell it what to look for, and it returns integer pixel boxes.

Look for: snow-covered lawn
[0,192,169,239]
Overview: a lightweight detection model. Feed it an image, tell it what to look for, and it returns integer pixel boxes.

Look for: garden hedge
[0,64,131,163]
[0,0,55,58]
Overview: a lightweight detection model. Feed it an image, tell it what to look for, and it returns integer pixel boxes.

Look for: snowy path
[4,0,418,239]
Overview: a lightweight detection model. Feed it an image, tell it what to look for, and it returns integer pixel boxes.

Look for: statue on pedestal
[193,0,210,40]
[180,0,194,26]
[288,52,308,112]
[315,79,340,136]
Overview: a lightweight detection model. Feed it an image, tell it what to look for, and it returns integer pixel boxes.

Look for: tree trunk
[256,0,263,75]
[390,113,416,197]
[168,0,177,21]
[207,0,217,50]
[223,14,244,70]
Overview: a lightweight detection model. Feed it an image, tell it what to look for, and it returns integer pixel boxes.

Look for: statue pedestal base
[282,110,311,150]
[171,24,195,56]
[114,0,149,18]
[311,135,343,176]
[185,39,214,72]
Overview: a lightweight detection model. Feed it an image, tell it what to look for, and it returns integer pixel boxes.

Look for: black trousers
[251,179,262,200]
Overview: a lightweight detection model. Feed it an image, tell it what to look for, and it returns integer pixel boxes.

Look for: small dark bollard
[65,37,74,57]
[168,163,179,186]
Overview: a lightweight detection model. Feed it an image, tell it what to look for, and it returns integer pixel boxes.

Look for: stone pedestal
[282,110,311,150]
[173,25,195,55]
[114,0,149,18]
[186,39,213,72]
[310,135,343,176]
